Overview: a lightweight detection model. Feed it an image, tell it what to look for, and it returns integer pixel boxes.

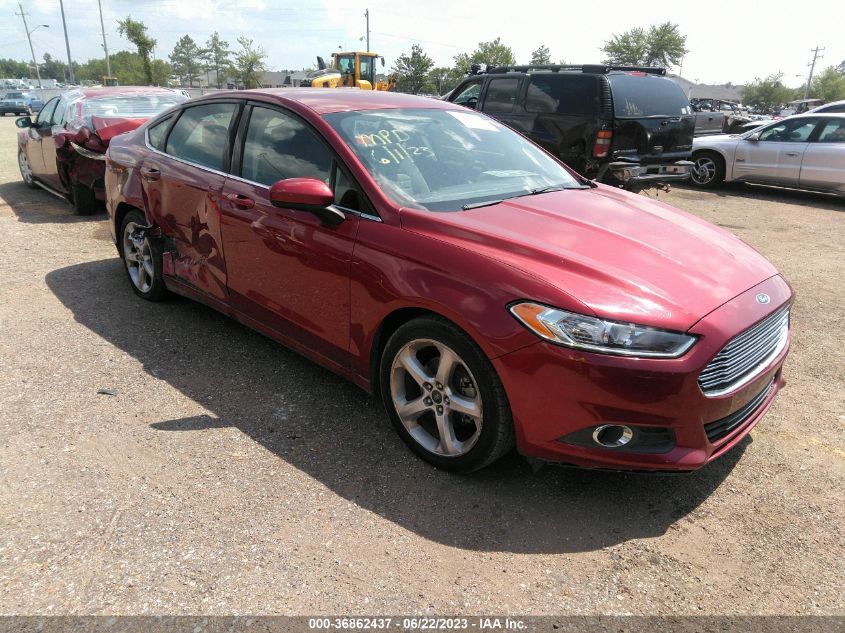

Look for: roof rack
[471,64,666,76]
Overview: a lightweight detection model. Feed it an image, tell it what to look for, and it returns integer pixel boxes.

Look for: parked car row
[10,84,798,473]
[1,91,44,116]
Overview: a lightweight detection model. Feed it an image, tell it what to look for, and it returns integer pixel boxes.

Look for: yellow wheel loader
[302,52,396,91]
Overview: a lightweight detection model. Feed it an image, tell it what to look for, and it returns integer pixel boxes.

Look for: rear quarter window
[607,74,691,117]
[525,75,598,116]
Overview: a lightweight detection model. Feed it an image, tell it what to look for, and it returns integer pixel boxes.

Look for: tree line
[3,18,844,106]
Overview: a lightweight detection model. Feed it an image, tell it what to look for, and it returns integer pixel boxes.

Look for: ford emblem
[756,293,770,304]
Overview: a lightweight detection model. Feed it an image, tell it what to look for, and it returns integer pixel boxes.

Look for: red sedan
[105,89,792,472]
[16,87,185,214]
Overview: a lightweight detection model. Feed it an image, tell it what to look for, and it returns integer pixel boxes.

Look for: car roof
[809,99,845,112]
[192,88,463,115]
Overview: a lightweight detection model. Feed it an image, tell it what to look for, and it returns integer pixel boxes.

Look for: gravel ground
[0,116,843,616]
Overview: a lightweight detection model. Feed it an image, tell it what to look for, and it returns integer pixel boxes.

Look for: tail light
[593,130,612,158]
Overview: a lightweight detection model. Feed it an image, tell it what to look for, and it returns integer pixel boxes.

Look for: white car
[689,113,845,196]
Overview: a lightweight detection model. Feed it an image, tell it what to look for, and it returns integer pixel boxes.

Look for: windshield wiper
[462,198,506,210]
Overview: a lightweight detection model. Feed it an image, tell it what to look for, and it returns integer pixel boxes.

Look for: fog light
[592,424,634,448]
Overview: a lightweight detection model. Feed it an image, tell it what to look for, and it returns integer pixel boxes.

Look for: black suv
[446,64,694,190]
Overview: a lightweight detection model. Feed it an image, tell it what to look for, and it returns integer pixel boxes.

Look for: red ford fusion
[105,89,792,473]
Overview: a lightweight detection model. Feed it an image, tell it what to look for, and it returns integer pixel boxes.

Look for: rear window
[525,75,597,116]
[607,74,691,117]
[83,94,185,118]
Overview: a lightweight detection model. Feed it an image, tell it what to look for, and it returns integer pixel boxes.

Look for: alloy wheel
[122,221,154,294]
[389,339,483,457]
[692,156,717,185]
[18,151,33,185]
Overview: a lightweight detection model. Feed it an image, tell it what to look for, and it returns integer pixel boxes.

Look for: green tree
[810,66,845,102]
[233,37,267,89]
[742,73,793,112]
[203,32,233,89]
[169,35,203,87]
[392,44,434,94]
[41,53,71,81]
[117,16,157,84]
[602,22,688,69]
[0,58,31,78]
[837,60,845,75]
[454,37,517,74]
[426,66,465,95]
[529,45,551,65]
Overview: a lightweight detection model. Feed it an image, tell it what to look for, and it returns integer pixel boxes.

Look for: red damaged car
[105,89,792,473]
[16,87,185,214]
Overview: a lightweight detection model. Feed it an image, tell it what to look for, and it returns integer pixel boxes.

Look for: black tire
[118,209,169,301]
[379,316,515,472]
[72,183,97,215]
[690,151,725,189]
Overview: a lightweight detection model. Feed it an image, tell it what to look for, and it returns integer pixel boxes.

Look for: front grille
[698,305,789,396]
[704,376,775,443]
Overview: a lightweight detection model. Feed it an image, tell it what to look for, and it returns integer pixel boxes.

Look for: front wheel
[18,150,37,189]
[119,209,168,301]
[690,151,725,188]
[380,317,515,472]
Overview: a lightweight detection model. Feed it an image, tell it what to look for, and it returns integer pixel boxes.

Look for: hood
[400,186,778,331]
[56,116,149,156]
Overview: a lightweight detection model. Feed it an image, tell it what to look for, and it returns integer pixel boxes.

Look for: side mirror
[747,131,761,142]
[269,178,345,225]
[15,116,33,128]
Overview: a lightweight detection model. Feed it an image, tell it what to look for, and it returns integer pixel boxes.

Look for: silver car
[690,113,845,196]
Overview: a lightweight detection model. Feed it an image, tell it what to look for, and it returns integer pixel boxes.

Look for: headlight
[509,302,697,358]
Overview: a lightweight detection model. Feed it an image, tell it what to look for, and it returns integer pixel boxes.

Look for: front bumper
[494,275,792,471]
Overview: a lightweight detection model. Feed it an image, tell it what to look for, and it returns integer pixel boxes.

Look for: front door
[219,104,361,365]
[734,118,819,185]
[26,96,59,179]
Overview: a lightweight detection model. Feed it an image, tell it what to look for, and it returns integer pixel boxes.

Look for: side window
[815,119,845,143]
[51,98,67,126]
[165,102,237,170]
[240,106,332,186]
[333,165,367,212]
[35,97,59,127]
[758,118,818,143]
[483,78,521,113]
[526,75,597,116]
[451,82,482,108]
[147,115,173,150]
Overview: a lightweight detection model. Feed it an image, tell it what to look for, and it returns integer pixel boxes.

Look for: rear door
[141,100,241,301]
[734,118,819,185]
[799,118,845,194]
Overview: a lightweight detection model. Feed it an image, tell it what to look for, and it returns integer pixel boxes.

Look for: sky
[1,0,843,88]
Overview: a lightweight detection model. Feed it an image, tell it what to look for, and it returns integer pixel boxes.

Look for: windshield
[324,108,581,211]
[607,74,691,117]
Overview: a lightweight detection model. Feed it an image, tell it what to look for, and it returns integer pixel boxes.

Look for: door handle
[785,152,800,157]
[224,192,255,209]
[140,167,160,181]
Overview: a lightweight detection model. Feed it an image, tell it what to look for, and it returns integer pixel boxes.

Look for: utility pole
[17,3,45,90]
[58,0,75,84]
[364,8,369,52]
[97,0,112,78]
[804,46,824,99]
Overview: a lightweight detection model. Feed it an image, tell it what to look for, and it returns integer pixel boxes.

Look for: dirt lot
[0,115,843,616]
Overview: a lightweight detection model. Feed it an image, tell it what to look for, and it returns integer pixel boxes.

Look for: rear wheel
[18,150,36,189]
[119,209,168,301]
[690,151,725,188]
[380,317,514,472]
